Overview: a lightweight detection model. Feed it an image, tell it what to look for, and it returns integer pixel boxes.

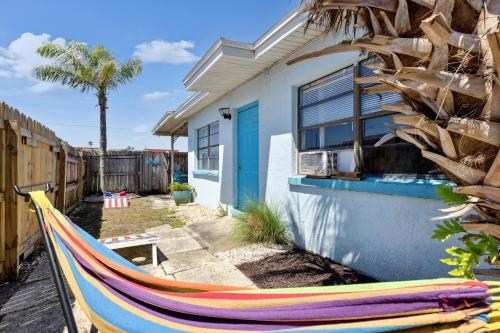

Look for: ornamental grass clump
[235,201,288,244]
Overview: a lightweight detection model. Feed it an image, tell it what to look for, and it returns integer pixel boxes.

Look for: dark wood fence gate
[85,150,187,194]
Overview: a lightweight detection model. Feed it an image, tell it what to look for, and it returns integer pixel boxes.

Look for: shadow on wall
[219,144,233,207]
[285,186,361,274]
[285,184,454,281]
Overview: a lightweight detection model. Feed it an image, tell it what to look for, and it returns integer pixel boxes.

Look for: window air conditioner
[298,151,338,177]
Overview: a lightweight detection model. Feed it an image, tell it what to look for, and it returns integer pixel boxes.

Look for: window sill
[288,176,453,200]
[192,170,219,177]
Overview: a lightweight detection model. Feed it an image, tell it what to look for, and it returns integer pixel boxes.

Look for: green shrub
[217,203,228,217]
[169,182,195,193]
[234,201,288,244]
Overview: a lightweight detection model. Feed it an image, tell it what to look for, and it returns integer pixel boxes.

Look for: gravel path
[215,243,294,266]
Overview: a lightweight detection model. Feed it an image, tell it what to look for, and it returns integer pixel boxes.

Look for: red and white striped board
[98,233,158,249]
[103,197,129,208]
[98,233,160,266]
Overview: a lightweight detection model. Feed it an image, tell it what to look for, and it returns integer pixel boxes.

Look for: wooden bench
[98,233,160,267]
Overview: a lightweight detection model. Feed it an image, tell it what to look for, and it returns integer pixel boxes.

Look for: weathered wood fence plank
[84,150,187,194]
[0,101,84,282]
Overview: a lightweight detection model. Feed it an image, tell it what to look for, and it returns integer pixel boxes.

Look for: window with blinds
[197,122,219,171]
[297,60,441,178]
[298,67,354,151]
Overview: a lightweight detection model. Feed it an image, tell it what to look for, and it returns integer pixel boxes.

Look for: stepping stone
[151,228,189,240]
[157,236,203,255]
[173,262,254,288]
[141,264,167,277]
[161,249,218,274]
[146,224,173,233]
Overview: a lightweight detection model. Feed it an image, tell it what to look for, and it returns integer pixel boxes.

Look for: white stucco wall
[186,33,454,281]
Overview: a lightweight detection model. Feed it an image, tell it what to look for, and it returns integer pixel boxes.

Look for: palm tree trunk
[98,91,107,194]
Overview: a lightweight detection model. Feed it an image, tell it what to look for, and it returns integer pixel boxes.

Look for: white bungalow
[153,7,453,281]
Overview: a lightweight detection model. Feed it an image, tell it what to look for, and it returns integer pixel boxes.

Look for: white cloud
[30,81,67,93]
[0,69,11,78]
[133,124,150,133]
[133,40,199,64]
[0,32,66,92]
[143,89,183,102]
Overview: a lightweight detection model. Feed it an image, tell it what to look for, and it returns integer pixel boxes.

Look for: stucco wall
[187,33,454,281]
[286,187,453,280]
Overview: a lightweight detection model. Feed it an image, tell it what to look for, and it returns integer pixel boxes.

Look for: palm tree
[34,42,142,193]
[296,0,499,276]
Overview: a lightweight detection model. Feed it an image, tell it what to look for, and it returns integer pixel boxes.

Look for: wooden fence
[0,102,85,282]
[85,150,187,194]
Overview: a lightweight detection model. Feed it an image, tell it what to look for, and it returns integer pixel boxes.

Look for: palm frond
[97,59,118,89]
[116,57,143,86]
[37,41,88,71]
[33,65,93,92]
[301,0,363,36]
[35,42,142,93]
[89,45,114,67]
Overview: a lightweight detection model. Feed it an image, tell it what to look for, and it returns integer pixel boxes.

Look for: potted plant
[169,182,195,206]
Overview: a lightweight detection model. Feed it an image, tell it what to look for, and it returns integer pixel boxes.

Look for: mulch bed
[237,248,376,288]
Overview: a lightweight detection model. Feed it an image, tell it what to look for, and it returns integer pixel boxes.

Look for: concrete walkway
[144,224,255,288]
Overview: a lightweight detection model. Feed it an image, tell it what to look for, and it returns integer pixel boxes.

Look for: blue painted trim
[192,170,219,177]
[288,176,453,200]
[238,100,259,112]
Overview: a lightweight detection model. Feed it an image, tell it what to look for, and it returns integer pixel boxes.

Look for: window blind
[299,67,354,128]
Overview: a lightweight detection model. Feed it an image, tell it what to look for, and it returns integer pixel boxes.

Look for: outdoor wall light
[218,107,232,120]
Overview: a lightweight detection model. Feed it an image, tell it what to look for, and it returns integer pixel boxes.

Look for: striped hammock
[29,191,500,333]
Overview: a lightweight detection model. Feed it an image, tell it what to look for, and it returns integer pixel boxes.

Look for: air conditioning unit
[298,151,338,177]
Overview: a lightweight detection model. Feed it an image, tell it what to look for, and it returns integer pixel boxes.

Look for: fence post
[4,120,20,280]
[57,142,67,213]
[77,151,84,205]
[136,154,141,193]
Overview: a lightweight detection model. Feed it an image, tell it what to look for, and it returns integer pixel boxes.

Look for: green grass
[149,207,185,228]
[71,198,187,238]
[234,201,288,244]
[168,219,186,228]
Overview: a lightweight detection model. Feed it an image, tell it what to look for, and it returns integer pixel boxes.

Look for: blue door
[237,101,259,208]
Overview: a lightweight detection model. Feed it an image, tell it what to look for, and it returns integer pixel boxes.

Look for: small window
[324,122,354,149]
[300,128,320,150]
[197,122,219,170]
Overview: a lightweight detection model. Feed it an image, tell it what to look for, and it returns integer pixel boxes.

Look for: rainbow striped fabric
[29,191,500,332]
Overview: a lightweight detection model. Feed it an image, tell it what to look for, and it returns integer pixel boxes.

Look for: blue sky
[0,0,300,151]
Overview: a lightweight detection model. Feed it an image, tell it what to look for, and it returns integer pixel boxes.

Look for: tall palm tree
[295,0,499,277]
[34,42,143,193]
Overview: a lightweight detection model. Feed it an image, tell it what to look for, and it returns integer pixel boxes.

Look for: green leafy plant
[169,182,196,194]
[432,219,465,242]
[436,185,468,206]
[234,201,288,244]
[433,185,499,279]
[217,203,228,217]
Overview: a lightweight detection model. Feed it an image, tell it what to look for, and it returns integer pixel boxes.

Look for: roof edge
[182,5,302,89]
